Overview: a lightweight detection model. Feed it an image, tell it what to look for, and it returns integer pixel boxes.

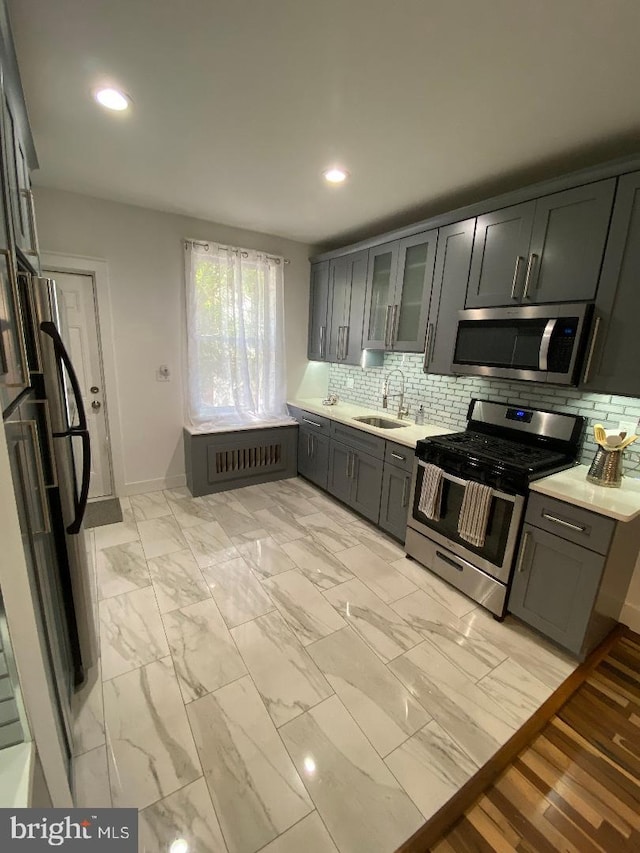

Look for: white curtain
[185,241,292,430]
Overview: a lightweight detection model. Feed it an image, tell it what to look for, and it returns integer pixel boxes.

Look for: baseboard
[620,601,640,633]
[121,474,187,496]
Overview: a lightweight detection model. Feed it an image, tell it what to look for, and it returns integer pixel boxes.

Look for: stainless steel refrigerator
[2,262,95,776]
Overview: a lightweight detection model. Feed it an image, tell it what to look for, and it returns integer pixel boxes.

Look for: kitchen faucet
[382,368,409,420]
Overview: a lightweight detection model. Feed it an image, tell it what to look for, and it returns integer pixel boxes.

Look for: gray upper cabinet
[307,261,330,360]
[362,242,398,349]
[466,179,615,308]
[327,250,368,365]
[526,180,615,304]
[466,202,535,308]
[363,230,437,352]
[423,218,475,375]
[582,171,640,397]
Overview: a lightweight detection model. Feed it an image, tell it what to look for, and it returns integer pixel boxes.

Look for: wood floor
[429,629,640,852]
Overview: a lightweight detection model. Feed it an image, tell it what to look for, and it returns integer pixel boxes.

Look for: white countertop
[288,398,453,448]
[0,742,32,807]
[530,465,640,522]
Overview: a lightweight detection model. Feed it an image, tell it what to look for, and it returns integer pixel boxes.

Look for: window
[185,240,290,429]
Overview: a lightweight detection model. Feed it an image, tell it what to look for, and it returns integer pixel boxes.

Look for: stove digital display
[506,407,533,423]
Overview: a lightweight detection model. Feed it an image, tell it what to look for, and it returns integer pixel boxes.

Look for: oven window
[455,318,548,370]
[412,468,514,568]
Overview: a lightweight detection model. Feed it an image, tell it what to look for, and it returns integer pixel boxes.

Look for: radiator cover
[184,425,298,496]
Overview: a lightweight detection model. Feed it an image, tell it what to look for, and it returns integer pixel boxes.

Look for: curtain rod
[185,238,290,264]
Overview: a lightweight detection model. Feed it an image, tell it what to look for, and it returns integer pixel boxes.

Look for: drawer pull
[516,531,531,573]
[391,452,406,461]
[436,551,464,572]
[541,512,586,533]
[303,418,322,428]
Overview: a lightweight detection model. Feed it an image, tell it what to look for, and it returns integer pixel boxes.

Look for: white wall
[621,552,640,632]
[33,187,328,494]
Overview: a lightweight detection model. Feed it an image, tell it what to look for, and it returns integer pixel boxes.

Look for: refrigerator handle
[40,321,92,533]
[39,321,89,431]
[69,429,91,535]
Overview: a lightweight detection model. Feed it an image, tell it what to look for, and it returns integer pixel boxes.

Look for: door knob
[91,401,101,410]
[90,386,100,394]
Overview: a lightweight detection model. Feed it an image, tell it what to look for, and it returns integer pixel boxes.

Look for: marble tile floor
[76,477,578,853]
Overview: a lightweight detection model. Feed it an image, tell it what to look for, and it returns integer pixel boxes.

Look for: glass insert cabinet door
[363,242,398,348]
[393,230,438,352]
[363,230,437,352]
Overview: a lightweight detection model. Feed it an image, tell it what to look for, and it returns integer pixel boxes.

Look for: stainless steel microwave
[452,303,594,385]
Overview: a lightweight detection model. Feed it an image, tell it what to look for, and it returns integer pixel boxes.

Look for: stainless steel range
[405,399,584,618]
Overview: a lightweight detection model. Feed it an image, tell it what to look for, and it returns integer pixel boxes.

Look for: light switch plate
[618,419,638,436]
[346,377,355,389]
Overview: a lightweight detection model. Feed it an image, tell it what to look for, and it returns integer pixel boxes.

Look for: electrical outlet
[156,364,170,382]
[618,419,637,436]
[346,377,355,389]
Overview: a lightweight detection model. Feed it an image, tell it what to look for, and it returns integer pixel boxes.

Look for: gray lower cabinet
[327,439,353,505]
[351,451,384,523]
[582,170,640,396]
[508,492,639,658]
[509,522,604,655]
[379,463,412,541]
[327,437,383,524]
[297,426,329,490]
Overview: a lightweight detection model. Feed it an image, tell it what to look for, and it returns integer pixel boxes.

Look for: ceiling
[9,0,640,249]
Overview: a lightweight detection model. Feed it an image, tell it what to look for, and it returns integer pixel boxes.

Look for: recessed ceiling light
[323,167,349,184]
[94,87,129,111]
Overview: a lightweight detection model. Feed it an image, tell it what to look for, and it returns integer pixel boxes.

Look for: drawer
[330,421,385,459]
[525,492,615,556]
[384,440,415,473]
[288,406,330,432]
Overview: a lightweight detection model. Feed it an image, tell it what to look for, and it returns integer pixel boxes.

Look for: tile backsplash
[328,354,640,475]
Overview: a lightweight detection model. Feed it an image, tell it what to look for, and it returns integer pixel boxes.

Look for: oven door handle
[416,460,518,504]
[539,319,556,372]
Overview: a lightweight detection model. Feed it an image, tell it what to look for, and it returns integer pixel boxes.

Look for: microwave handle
[538,319,556,372]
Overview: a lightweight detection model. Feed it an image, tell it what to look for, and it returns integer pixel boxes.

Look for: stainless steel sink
[352,415,406,430]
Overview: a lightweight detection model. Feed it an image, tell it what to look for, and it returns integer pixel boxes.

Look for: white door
[47,269,112,499]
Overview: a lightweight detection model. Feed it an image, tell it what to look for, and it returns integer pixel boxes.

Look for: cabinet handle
[303,418,322,428]
[516,531,531,573]
[345,450,351,479]
[341,325,349,360]
[401,475,410,507]
[307,432,312,456]
[0,248,29,387]
[510,256,524,299]
[384,305,392,347]
[541,512,586,533]
[21,189,40,257]
[391,452,406,461]
[581,315,601,384]
[311,434,315,457]
[319,325,326,359]
[391,304,399,345]
[423,322,434,372]
[522,253,538,300]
